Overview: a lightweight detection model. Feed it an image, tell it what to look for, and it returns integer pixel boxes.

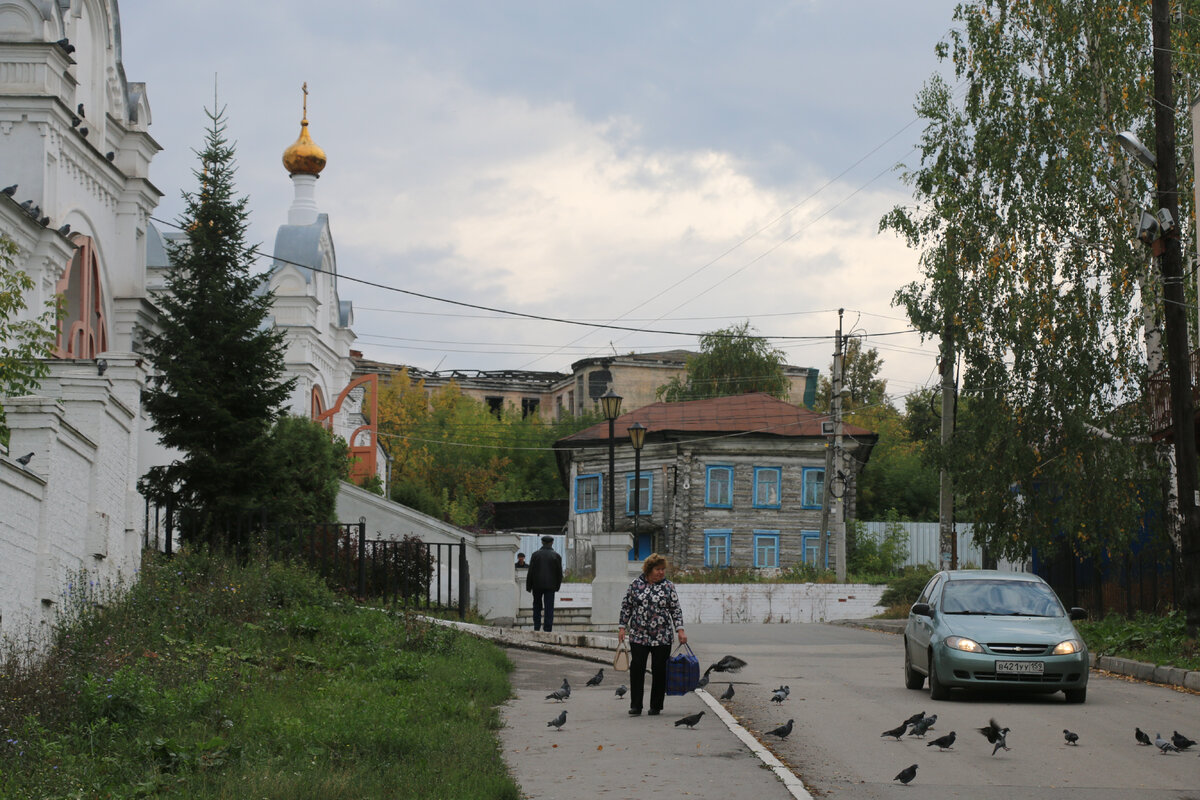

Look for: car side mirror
[1068,607,1088,621]
[910,602,932,617]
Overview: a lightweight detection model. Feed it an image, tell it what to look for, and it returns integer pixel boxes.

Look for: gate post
[591,531,635,627]
[474,532,519,624]
[357,517,367,598]
[458,537,469,619]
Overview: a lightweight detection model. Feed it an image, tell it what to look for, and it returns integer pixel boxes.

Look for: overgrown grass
[1076,609,1200,671]
[0,550,519,800]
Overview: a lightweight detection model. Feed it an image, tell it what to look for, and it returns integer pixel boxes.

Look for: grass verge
[0,550,519,800]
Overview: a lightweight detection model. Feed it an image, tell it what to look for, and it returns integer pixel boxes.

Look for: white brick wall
[524,581,885,623]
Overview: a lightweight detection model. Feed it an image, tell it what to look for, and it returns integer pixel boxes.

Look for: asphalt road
[685,622,1200,799]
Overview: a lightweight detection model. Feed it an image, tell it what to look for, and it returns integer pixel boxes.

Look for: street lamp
[600,389,623,533]
[628,422,647,544]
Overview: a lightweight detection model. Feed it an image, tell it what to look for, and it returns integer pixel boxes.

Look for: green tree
[880,2,1182,566]
[848,402,938,521]
[0,235,57,446]
[257,416,349,526]
[139,107,295,530]
[656,321,788,401]
[815,337,889,412]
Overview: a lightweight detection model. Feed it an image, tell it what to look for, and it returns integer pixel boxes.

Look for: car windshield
[940,579,1064,617]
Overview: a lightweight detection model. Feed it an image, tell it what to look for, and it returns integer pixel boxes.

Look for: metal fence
[1034,539,1177,617]
[150,504,469,617]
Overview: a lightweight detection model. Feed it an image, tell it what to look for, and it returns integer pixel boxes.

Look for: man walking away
[526,535,563,632]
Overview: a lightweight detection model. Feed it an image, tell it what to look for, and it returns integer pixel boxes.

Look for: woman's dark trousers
[629,642,670,712]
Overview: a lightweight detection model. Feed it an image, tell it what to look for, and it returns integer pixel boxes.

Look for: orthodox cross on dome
[302,81,308,121]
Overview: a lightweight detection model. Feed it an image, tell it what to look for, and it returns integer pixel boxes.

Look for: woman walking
[617,553,687,716]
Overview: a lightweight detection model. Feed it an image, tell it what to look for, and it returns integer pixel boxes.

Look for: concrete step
[515,607,593,631]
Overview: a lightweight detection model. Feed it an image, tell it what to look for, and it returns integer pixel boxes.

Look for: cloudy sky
[118,0,963,403]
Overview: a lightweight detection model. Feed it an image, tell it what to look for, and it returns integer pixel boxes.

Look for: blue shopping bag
[666,643,700,695]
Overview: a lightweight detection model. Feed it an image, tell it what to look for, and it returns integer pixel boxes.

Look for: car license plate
[995,660,1044,675]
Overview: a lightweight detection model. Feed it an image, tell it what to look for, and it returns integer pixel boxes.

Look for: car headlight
[1052,639,1082,655]
[945,635,983,653]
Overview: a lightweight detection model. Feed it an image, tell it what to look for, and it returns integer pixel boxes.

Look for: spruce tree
[140,106,295,531]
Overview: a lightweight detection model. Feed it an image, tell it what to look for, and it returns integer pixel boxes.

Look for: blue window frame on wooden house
[801,467,825,509]
[625,471,653,516]
[753,531,780,568]
[800,530,827,567]
[704,530,732,567]
[753,467,782,508]
[705,465,734,508]
[574,473,602,513]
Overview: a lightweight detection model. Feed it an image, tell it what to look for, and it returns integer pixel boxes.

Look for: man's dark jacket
[526,544,563,593]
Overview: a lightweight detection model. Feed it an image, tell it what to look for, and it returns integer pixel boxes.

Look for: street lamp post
[600,389,623,533]
[628,422,647,546]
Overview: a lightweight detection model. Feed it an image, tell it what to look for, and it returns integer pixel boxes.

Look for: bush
[848,516,910,576]
[878,564,937,610]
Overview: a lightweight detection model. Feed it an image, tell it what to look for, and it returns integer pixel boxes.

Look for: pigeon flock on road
[540,651,1200,790]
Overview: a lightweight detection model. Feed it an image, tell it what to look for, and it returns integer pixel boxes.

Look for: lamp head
[1116,130,1157,169]
[600,388,623,421]
[628,421,647,450]
[1137,209,1160,244]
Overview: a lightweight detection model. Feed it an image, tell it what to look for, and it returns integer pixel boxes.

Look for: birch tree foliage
[881,1,1199,561]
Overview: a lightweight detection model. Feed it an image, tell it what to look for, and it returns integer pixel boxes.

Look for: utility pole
[940,248,957,571]
[819,311,845,572]
[1152,0,1200,635]
[832,310,848,581]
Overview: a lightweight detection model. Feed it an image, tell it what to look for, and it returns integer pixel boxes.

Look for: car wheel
[904,638,925,690]
[1064,686,1087,704]
[928,650,949,701]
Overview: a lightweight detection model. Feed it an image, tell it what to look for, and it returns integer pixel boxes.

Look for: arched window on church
[55,235,108,359]
[311,385,327,421]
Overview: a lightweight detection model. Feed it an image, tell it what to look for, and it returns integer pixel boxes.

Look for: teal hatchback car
[903,570,1090,703]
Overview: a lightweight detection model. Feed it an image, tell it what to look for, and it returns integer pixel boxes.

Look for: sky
[118,0,964,405]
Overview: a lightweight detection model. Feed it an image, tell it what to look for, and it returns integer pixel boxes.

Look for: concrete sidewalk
[433,619,808,800]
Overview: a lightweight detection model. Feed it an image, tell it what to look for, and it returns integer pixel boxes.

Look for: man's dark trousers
[532,589,556,632]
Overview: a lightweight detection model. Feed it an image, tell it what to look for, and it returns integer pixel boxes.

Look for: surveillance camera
[1137,209,1160,244]
[1157,208,1175,234]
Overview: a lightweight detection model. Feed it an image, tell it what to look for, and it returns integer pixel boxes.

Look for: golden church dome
[282,83,326,176]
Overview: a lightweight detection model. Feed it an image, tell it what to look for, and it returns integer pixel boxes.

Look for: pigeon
[614,685,627,699]
[57,224,71,237]
[881,722,909,740]
[771,689,788,704]
[19,199,32,211]
[55,38,75,54]
[1135,727,1152,746]
[105,152,115,162]
[766,719,794,739]
[70,115,80,128]
[707,655,748,673]
[545,688,569,702]
[1155,733,1179,754]
[674,711,705,729]
[909,715,937,738]
[547,710,567,730]
[77,103,85,117]
[1,184,15,195]
[586,669,604,687]
[719,683,735,701]
[1171,731,1196,751]
[38,216,48,226]
[15,452,33,467]
[927,731,956,751]
[894,764,918,785]
[979,719,1010,755]
[1063,729,1079,746]
[96,359,108,375]
[905,711,926,726]
[695,672,710,691]
[560,678,571,698]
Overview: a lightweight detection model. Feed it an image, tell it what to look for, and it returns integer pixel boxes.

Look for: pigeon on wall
[16,452,34,467]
